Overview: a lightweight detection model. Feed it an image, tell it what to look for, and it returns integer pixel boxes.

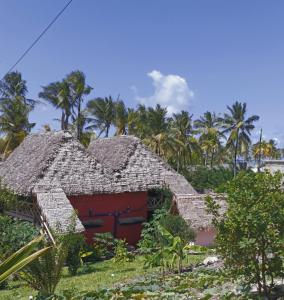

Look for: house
[0,131,224,246]
[263,160,284,173]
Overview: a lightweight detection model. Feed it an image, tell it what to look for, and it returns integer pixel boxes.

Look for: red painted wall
[69,192,148,245]
[195,228,216,246]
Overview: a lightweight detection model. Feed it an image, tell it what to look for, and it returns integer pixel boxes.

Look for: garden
[1,171,284,299]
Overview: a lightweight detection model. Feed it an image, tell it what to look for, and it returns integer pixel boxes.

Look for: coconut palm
[0,72,36,108]
[0,72,36,155]
[252,139,280,161]
[114,100,128,135]
[86,96,115,137]
[39,81,74,130]
[195,111,223,167]
[65,71,92,140]
[221,102,259,176]
[170,111,200,171]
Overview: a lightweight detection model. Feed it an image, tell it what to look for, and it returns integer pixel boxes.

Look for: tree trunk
[61,111,65,130]
[233,129,239,177]
[77,100,81,140]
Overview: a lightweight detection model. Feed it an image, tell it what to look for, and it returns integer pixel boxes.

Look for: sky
[1,1,284,145]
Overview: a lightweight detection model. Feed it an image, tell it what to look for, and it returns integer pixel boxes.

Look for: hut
[0,131,223,246]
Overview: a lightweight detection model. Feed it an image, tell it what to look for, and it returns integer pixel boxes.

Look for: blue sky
[1,1,284,145]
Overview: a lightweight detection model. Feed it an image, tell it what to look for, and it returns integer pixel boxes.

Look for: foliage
[65,233,85,276]
[92,232,117,260]
[206,171,284,298]
[0,71,35,155]
[28,268,237,300]
[0,235,50,285]
[19,232,76,297]
[220,101,259,176]
[0,215,39,259]
[0,253,206,299]
[159,213,195,243]
[112,239,134,264]
[184,166,234,193]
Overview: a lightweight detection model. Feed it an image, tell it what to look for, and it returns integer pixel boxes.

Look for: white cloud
[134,70,194,115]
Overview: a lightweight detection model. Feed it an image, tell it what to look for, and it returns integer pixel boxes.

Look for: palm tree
[170,111,200,171]
[86,96,115,137]
[65,71,92,140]
[221,102,259,176]
[252,139,280,161]
[39,81,73,130]
[195,111,223,167]
[0,72,35,155]
[114,100,128,135]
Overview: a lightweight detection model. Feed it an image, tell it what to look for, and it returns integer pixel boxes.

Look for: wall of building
[195,228,216,246]
[69,192,148,245]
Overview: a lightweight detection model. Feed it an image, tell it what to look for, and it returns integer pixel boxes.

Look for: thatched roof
[88,135,197,195]
[0,131,113,196]
[34,179,84,233]
[0,131,226,232]
[174,194,227,229]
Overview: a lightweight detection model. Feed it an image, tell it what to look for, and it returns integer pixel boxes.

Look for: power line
[2,0,74,80]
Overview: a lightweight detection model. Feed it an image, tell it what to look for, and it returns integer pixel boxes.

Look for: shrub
[65,233,85,276]
[19,233,71,297]
[93,232,117,260]
[206,171,284,298]
[112,239,134,264]
[0,215,38,259]
[184,166,234,193]
[139,206,195,255]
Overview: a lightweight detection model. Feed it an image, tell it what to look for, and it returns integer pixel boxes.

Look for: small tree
[206,171,284,298]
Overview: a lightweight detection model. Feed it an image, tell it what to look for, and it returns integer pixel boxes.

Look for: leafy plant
[206,171,284,298]
[0,215,39,259]
[112,239,134,264]
[19,233,74,297]
[0,235,50,284]
[184,166,234,193]
[92,232,116,259]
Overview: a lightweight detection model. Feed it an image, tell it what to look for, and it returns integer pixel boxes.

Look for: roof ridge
[30,131,74,193]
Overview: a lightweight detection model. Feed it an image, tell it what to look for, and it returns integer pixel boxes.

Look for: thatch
[0,131,112,196]
[174,194,227,229]
[0,131,226,232]
[34,179,84,233]
[88,135,198,195]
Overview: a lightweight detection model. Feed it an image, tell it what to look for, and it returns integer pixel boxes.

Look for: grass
[0,254,206,300]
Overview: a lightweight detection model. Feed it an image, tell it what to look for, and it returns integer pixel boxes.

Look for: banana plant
[0,235,51,284]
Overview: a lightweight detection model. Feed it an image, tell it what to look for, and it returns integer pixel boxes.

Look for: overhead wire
[1,0,74,80]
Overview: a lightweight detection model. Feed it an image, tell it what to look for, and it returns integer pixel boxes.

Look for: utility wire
[2,0,73,80]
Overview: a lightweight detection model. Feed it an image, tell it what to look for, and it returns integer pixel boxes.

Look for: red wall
[69,192,148,245]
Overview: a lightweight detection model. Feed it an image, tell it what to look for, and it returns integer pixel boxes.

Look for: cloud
[134,70,194,115]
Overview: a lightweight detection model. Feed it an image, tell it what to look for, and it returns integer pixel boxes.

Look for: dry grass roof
[88,135,197,195]
[174,194,227,229]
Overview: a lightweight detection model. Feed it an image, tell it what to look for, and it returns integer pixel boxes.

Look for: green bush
[112,239,134,264]
[65,233,85,276]
[93,232,117,260]
[184,166,234,193]
[159,214,195,243]
[0,215,38,259]
[207,171,284,298]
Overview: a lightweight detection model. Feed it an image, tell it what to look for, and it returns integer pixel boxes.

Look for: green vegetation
[0,70,273,177]
[0,236,50,285]
[0,253,206,300]
[207,171,284,298]
[0,215,39,259]
[184,166,234,193]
